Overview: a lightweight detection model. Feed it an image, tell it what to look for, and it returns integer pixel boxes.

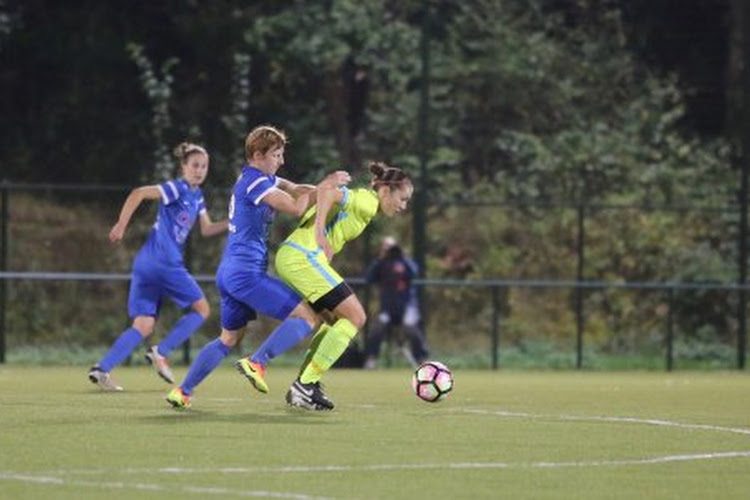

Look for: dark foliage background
[2,0,748,367]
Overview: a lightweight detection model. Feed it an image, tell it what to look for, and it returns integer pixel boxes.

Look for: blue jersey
[221,165,279,273]
[140,178,206,266]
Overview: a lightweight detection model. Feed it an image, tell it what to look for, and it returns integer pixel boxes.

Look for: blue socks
[251,318,313,366]
[98,311,205,372]
[158,311,205,356]
[180,338,231,395]
[98,327,144,372]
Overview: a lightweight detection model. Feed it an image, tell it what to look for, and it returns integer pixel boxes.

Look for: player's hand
[109,222,126,243]
[319,170,351,189]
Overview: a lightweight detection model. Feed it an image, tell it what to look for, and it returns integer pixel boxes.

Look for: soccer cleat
[144,345,175,384]
[166,387,191,409]
[234,357,269,394]
[88,366,123,392]
[285,378,335,411]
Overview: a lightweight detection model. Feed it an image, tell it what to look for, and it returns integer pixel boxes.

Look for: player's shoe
[144,345,175,384]
[285,378,335,411]
[87,366,123,392]
[234,357,269,394]
[166,387,191,409]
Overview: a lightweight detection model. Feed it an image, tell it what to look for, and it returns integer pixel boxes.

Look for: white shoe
[144,346,175,384]
[88,366,123,391]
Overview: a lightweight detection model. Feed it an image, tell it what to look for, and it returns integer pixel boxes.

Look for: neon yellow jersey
[287,187,379,254]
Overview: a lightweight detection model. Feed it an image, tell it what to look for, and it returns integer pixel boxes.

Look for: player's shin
[299,318,357,384]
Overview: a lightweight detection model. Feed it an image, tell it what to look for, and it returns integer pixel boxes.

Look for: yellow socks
[299,318,357,384]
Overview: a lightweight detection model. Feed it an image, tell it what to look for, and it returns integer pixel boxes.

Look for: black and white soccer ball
[411,361,453,403]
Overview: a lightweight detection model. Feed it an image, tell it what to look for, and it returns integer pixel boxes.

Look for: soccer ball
[412,361,453,403]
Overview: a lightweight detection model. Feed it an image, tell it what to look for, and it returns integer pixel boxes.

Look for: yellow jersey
[287,187,379,254]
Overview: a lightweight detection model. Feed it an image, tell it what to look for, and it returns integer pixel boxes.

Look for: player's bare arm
[109,185,161,243]
[314,186,344,260]
[264,187,311,217]
[199,212,228,237]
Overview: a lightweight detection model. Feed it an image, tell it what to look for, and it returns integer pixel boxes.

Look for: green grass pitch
[0,365,748,499]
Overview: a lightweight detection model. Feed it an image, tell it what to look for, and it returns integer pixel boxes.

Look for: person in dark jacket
[364,236,429,368]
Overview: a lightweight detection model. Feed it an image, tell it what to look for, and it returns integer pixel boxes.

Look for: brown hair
[245,125,287,160]
[173,142,208,164]
[369,161,412,190]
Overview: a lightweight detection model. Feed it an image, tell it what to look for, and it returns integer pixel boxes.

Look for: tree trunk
[726,0,745,147]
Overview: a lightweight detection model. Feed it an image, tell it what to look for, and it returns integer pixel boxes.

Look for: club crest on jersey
[176,211,191,227]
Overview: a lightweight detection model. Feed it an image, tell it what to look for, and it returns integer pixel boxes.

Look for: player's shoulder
[346,186,376,201]
[158,178,189,201]
[238,167,277,191]
[240,165,274,182]
[347,187,379,214]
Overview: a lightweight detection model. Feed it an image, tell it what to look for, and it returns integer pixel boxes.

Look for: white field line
[458,408,750,436]
[0,471,340,500]
[28,450,750,479]
[8,409,749,496]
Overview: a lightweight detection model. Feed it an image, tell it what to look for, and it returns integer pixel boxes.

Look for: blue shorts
[215,263,302,330]
[128,252,204,318]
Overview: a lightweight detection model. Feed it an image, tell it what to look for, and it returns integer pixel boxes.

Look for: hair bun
[173,142,207,160]
[369,161,387,177]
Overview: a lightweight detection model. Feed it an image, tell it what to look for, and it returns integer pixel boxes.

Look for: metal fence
[1,181,748,370]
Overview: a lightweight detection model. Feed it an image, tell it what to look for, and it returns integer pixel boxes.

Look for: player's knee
[219,328,242,347]
[132,316,155,337]
[193,299,211,319]
[351,311,367,331]
[291,303,320,330]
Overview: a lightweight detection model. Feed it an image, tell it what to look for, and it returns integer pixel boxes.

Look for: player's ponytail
[369,162,412,190]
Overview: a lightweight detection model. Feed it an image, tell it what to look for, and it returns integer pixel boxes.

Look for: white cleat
[144,346,175,384]
[88,367,123,391]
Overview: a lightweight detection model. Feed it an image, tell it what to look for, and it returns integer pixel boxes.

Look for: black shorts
[311,282,354,312]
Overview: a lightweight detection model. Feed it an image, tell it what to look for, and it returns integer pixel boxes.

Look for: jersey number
[228,194,237,233]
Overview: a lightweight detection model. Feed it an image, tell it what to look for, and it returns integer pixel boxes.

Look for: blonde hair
[173,142,208,164]
[244,125,287,160]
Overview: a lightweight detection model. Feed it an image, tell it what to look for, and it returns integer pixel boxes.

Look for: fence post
[575,204,586,369]
[738,149,748,370]
[738,0,750,370]
[491,286,500,370]
[413,3,431,341]
[0,181,8,363]
[666,287,674,372]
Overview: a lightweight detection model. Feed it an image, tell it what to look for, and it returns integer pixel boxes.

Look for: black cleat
[285,379,335,411]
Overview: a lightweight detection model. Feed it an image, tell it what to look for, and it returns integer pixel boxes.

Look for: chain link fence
[1,182,747,370]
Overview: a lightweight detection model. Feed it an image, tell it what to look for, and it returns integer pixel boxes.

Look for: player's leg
[227,272,318,393]
[299,293,365,384]
[249,301,319,366]
[274,243,360,409]
[241,288,319,381]
[236,245,322,393]
[167,276,254,408]
[168,326,245,407]
[156,270,209,356]
[148,270,209,383]
[89,264,158,390]
[238,299,317,394]
[285,291,364,410]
